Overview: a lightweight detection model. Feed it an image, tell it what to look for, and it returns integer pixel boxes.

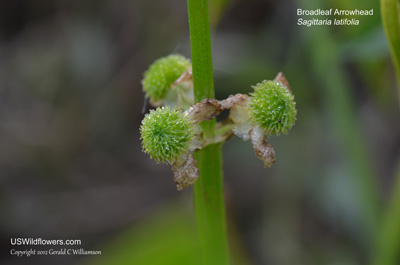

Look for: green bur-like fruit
[142,54,191,102]
[140,107,194,163]
[249,80,297,135]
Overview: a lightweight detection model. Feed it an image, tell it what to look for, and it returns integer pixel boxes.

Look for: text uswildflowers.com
[11,238,81,246]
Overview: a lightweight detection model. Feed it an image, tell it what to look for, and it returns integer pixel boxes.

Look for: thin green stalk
[187,0,230,264]
[194,144,229,264]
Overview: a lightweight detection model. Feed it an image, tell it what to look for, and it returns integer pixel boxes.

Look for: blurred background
[0,0,399,264]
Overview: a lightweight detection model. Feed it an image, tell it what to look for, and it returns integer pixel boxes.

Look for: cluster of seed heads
[140,54,297,190]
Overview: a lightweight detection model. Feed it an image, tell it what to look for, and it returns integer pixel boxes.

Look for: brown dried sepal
[249,128,275,168]
[185,93,252,126]
[220,93,250,109]
[171,67,193,88]
[172,152,199,191]
[185,98,222,124]
[274,72,292,95]
[227,94,252,141]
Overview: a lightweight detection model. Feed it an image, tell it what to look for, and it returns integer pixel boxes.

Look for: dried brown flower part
[185,98,222,124]
[172,152,199,191]
[172,67,193,88]
[220,93,249,109]
[274,72,292,94]
[227,94,252,140]
[249,127,275,168]
[226,94,275,167]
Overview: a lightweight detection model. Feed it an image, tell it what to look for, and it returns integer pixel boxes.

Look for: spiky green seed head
[249,80,297,135]
[140,107,194,163]
[142,54,191,102]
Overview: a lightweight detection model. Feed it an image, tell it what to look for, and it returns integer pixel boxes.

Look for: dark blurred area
[0,0,399,265]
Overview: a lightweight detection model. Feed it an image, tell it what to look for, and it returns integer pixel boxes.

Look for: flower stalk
[187,0,229,263]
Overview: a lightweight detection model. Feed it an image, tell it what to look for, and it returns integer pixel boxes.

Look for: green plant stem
[194,144,229,264]
[187,0,229,264]
[381,0,400,98]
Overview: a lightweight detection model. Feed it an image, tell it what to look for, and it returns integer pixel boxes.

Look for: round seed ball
[249,80,297,135]
[142,54,191,102]
[140,107,194,163]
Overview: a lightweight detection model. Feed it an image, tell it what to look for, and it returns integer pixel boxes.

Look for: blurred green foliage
[86,204,202,265]
[1,0,399,265]
[86,203,248,265]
